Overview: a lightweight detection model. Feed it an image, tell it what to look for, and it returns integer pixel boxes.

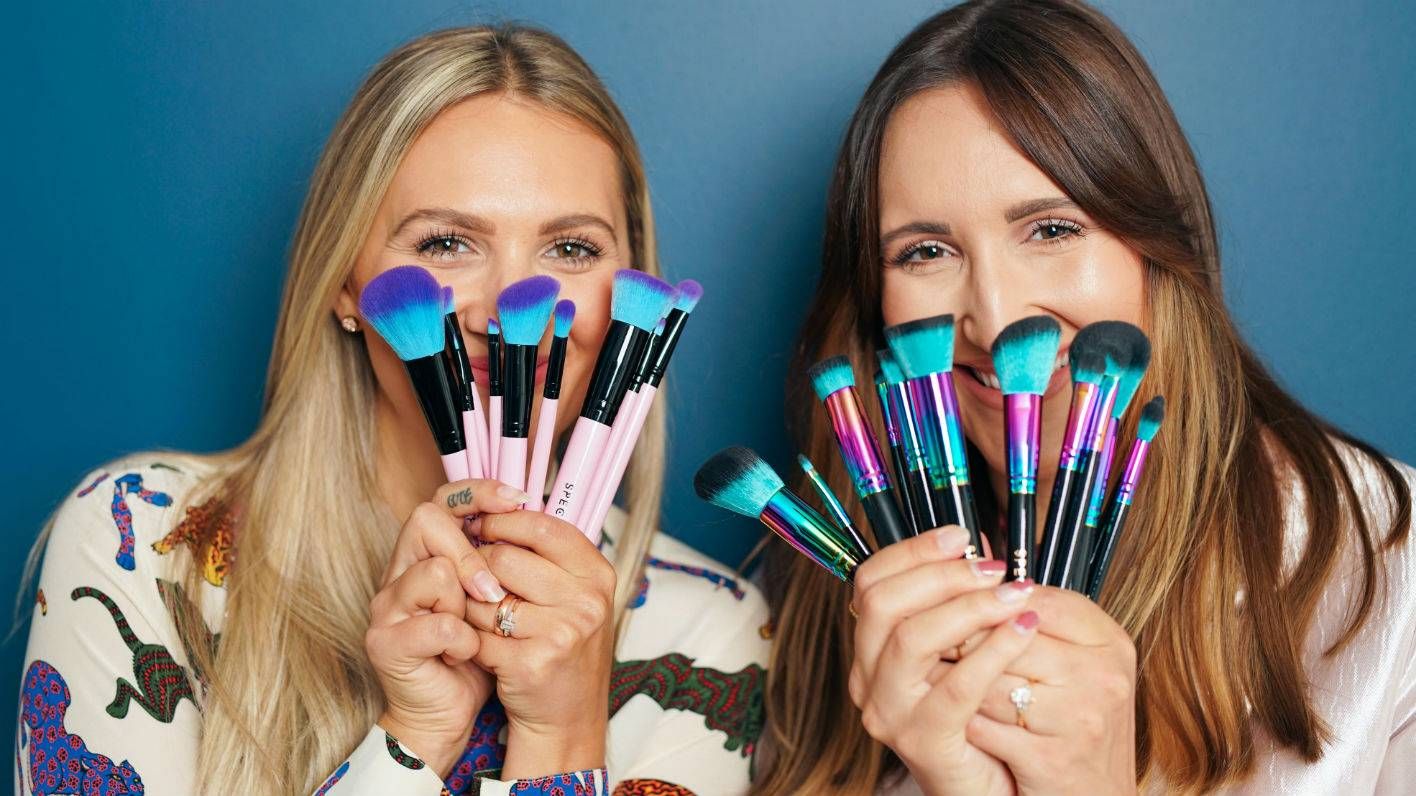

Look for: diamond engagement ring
[1009,680,1035,729]
[495,594,521,638]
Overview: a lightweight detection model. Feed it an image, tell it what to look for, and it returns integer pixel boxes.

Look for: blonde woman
[753,1,1413,794]
[17,25,767,796]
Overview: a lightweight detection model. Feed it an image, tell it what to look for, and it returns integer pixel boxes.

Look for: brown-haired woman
[753,1,1413,793]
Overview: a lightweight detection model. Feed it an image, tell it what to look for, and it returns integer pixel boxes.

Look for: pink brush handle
[440,450,471,483]
[497,436,528,496]
[581,385,655,543]
[488,396,503,477]
[546,416,611,537]
[583,390,639,523]
[526,397,560,511]
[461,410,485,480]
[470,387,492,477]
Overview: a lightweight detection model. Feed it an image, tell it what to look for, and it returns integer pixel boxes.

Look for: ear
[333,278,359,324]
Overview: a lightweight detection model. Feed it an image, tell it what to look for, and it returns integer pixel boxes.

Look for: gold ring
[1009,679,1036,729]
[495,594,521,638]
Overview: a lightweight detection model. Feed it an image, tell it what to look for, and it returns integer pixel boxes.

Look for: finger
[1020,586,1126,647]
[975,674,1065,736]
[480,542,568,606]
[465,595,543,640]
[966,713,1045,773]
[385,501,506,603]
[365,612,480,672]
[434,479,531,520]
[851,526,973,594]
[477,510,608,578]
[918,610,1040,731]
[854,557,1007,682]
[371,557,468,626]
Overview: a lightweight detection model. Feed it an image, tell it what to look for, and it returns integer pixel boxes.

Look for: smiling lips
[959,353,1069,391]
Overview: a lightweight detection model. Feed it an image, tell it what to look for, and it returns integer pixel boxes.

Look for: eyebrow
[880,220,952,247]
[1004,197,1079,223]
[539,213,617,238]
[390,207,494,238]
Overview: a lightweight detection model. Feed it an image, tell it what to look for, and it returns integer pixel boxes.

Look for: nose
[453,258,540,343]
[955,251,1047,357]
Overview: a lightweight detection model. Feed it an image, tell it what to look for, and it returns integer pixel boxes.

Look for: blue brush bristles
[1137,396,1165,441]
[694,446,784,518]
[440,286,454,315]
[1110,328,1152,418]
[991,316,1062,395]
[885,314,956,379]
[488,318,500,336]
[1069,325,1111,385]
[674,279,704,313]
[808,356,857,401]
[358,265,447,361]
[877,349,907,385]
[553,299,576,338]
[611,270,676,332]
[496,275,561,346]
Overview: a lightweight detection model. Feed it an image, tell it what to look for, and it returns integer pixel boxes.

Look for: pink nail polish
[472,570,506,602]
[1012,610,1040,634]
[995,579,1034,603]
[970,559,1007,577]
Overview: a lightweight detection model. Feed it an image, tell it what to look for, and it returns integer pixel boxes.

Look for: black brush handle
[929,485,959,527]
[957,483,982,556]
[1047,449,1099,589]
[1069,523,1097,591]
[1085,498,1130,600]
[888,442,920,535]
[904,467,936,535]
[1037,466,1077,583]
[1006,490,1036,581]
[862,490,910,547]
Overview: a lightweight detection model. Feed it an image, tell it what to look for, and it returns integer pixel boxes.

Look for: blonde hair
[96,25,663,794]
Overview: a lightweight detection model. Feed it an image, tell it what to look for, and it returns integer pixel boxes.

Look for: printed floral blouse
[16,456,771,795]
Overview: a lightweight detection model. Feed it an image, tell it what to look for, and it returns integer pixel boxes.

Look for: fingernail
[995,579,1034,603]
[933,526,971,555]
[1012,610,1040,634]
[496,484,531,505]
[471,570,506,602]
[970,559,1007,578]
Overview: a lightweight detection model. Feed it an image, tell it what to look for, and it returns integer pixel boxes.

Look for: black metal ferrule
[544,335,568,400]
[487,332,503,397]
[502,343,537,438]
[403,355,463,456]
[628,326,659,392]
[645,309,689,388]
[862,490,910,548]
[442,314,474,412]
[578,321,648,425]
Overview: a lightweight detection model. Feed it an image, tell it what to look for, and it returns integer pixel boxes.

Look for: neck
[375,395,447,524]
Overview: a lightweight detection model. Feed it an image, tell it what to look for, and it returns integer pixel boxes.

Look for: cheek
[881,270,958,327]
[1049,239,1147,328]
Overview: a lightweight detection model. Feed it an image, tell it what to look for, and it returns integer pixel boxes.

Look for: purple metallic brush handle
[1038,381,1101,581]
[823,387,910,546]
[1051,377,1120,591]
[876,379,919,534]
[1085,419,1119,529]
[1004,393,1042,581]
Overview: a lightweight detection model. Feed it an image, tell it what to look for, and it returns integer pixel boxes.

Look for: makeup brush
[797,453,872,560]
[808,356,911,547]
[494,276,561,493]
[548,270,674,535]
[878,350,937,534]
[526,299,575,511]
[991,316,1063,582]
[874,364,918,534]
[441,287,487,480]
[1085,396,1164,600]
[884,314,982,555]
[695,446,862,581]
[359,266,469,482]
[1047,322,1149,590]
[1037,337,1107,583]
[487,317,503,478]
[1081,340,1152,534]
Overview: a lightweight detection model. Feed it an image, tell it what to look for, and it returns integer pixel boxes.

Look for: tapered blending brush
[487,318,503,478]
[548,270,674,535]
[798,453,873,560]
[990,316,1063,582]
[495,276,561,493]
[878,350,938,534]
[1081,341,1152,534]
[1047,322,1149,590]
[884,314,982,555]
[808,356,911,547]
[874,364,918,534]
[526,299,575,511]
[440,287,486,480]
[1085,396,1164,600]
[695,447,863,581]
[358,266,469,482]
[1037,337,1107,583]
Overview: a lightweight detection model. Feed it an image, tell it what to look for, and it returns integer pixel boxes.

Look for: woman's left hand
[963,586,1138,795]
[464,510,616,779]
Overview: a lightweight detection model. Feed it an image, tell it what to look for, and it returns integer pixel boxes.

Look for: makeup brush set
[359,265,701,544]
[695,314,1164,599]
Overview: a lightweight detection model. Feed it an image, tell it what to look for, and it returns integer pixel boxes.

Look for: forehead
[381,92,625,228]
[879,85,1067,218]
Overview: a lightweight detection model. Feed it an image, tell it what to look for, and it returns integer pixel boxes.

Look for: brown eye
[1028,218,1084,243]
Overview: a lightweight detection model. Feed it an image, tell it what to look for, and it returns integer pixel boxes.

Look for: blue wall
[5,0,1413,771]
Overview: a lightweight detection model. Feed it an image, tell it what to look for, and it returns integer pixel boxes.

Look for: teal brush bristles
[611,270,676,332]
[991,316,1062,395]
[488,317,500,336]
[673,279,703,313]
[694,446,784,517]
[884,313,955,379]
[1068,324,1112,385]
[1110,327,1153,418]
[553,299,576,338]
[358,265,446,361]
[808,356,856,401]
[877,349,906,385]
[496,276,560,346]
[1137,396,1165,441]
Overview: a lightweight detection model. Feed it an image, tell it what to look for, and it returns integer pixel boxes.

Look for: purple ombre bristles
[554,299,576,338]
[358,265,446,361]
[673,279,704,313]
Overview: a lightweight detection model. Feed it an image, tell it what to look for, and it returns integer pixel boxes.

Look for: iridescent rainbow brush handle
[1085,435,1153,599]
[909,372,981,554]
[1051,376,1120,590]
[1004,393,1042,581]
[889,380,938,534]
[1085,419,1119,529]
[760,488,861,582]
[1038,380,1101,581]
[876,379,919,534]
[823,387,910,546]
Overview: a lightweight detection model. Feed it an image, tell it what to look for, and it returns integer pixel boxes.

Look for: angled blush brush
[1085,396,1164,599]
[494,276,561,493]
[359,266,469,482]
[487,317,503,478]
[526,299,576,511]
[440,287,486,480]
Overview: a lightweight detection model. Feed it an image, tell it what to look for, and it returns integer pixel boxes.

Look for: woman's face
[337,92,629,452]
[877,84,1146,490]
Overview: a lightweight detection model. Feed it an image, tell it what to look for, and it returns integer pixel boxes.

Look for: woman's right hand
[849,526,1040,796]
[366,479,529,777]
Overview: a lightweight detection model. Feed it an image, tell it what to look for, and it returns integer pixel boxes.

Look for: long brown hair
[752,1,1412,792]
